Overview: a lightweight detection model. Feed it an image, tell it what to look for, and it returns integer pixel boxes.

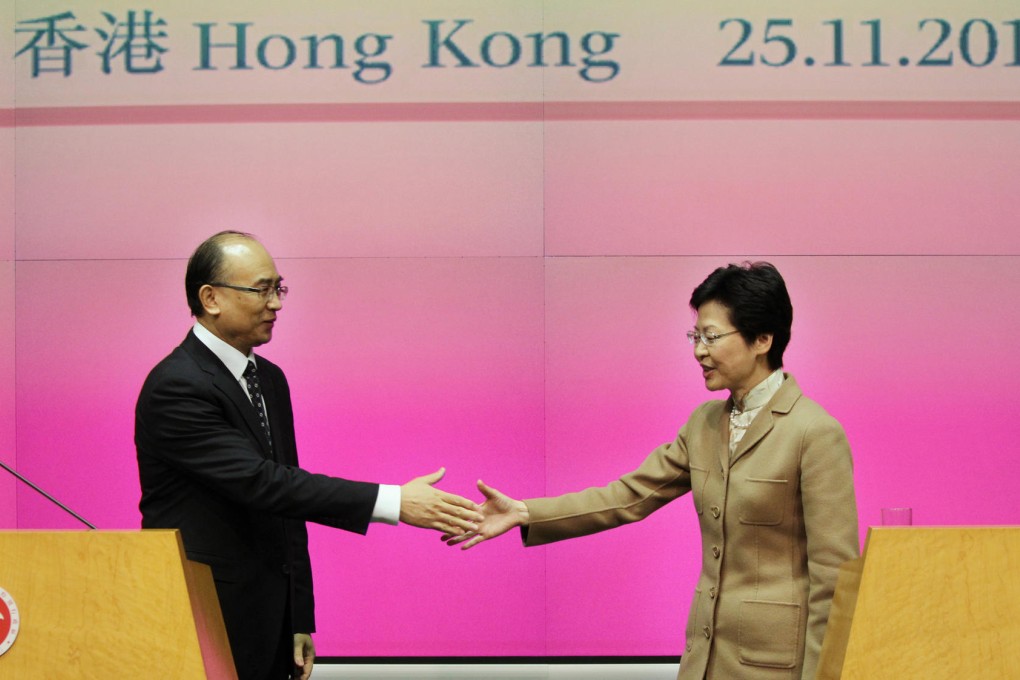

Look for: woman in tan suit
[446,262,859,680]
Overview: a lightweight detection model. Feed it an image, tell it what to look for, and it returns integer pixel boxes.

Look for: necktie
[243,361,273,454]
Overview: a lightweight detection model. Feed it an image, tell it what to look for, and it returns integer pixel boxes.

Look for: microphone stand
[0,457,97,529]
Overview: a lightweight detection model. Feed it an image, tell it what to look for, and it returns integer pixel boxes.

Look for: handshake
[399,468,529,550]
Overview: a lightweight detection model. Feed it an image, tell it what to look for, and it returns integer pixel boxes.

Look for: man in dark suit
[136,231,482,680]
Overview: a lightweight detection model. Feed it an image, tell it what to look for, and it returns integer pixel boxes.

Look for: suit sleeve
[136,363,379,533]
[288,516,316,633]
[523,412,699,546]
[798,414,860,680]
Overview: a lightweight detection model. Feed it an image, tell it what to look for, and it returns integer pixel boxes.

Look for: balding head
[185,230,259,317]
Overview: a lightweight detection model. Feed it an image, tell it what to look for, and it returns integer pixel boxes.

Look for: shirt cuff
[371,484,401,525]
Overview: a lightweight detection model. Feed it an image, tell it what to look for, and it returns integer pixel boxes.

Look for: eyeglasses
[209,282,289,302]
[686,329,740,347]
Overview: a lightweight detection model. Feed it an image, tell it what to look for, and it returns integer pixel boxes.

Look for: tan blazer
[524,374,859,680]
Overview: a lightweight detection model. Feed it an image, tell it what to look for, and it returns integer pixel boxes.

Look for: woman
[447,262,859,680]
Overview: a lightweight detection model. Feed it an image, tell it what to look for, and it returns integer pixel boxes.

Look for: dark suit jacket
[136,330,379,680]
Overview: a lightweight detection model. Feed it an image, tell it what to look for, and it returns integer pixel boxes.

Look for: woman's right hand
[441,480,530,550]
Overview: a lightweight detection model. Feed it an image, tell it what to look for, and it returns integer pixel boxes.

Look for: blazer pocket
[689,465,709,515]
[737,477,787,526]
[738,600,802,669]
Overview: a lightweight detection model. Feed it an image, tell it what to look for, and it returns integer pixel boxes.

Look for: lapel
[715,404,730,474]
[181,331,274,459]
[730,406,775,466]
[728,373,802,467]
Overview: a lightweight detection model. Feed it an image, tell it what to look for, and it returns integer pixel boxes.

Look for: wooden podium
[817,526,1020,679]
[0,530,236,679]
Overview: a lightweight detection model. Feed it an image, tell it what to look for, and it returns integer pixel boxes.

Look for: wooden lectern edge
[0,529,238,679]
[817,526,1020,680]
[176,537,238,680]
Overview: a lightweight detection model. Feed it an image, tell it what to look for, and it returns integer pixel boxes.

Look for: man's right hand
[399,467,483,535]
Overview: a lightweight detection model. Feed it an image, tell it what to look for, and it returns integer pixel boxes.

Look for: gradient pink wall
[5,1,1020,660]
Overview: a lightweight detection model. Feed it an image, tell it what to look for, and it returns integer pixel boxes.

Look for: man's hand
[400,467,483,535]
[442,480,529,550]
[292,633,314,680]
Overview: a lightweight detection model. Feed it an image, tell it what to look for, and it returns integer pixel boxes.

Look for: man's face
[203,238,283,355]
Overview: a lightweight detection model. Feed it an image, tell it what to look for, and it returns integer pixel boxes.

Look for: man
[136,231,481,680]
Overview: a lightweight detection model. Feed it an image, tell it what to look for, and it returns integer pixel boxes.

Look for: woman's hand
[441,480,530,550]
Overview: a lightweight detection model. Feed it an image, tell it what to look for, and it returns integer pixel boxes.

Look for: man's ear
[198,284,221,317]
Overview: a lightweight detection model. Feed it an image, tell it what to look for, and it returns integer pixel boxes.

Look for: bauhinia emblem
[0,586,20,656]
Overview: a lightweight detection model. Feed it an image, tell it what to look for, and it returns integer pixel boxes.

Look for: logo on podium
[0,586,20,656]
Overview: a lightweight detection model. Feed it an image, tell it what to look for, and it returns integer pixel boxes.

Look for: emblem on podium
[0,586,20,656]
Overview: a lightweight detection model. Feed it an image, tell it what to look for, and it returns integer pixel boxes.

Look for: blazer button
[710,506,721,518]
[712,546,721,558]
[281,563,291,575]
[702,625,711,639]
[709,587,717,599]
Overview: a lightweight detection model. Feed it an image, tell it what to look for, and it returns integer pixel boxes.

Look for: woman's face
[692,300,774,402]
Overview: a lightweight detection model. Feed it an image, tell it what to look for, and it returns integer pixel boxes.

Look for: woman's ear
[753,333,774,359]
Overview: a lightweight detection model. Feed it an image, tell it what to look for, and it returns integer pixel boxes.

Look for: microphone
[0,457,97,529]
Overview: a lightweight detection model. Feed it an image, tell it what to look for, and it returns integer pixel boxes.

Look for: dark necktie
[243,361,273,454]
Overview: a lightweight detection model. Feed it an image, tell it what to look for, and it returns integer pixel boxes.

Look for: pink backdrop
[4,1,1020,659]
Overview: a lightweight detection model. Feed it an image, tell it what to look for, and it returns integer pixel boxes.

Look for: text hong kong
[14,11,622,83]
[199,19,621,83]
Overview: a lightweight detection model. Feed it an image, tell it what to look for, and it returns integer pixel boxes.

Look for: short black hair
[184,230,255,317]
[689,261,793,370]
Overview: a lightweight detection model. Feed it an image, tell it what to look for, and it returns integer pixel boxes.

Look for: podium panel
[0,530,235,679]
[819,526,1020,680]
